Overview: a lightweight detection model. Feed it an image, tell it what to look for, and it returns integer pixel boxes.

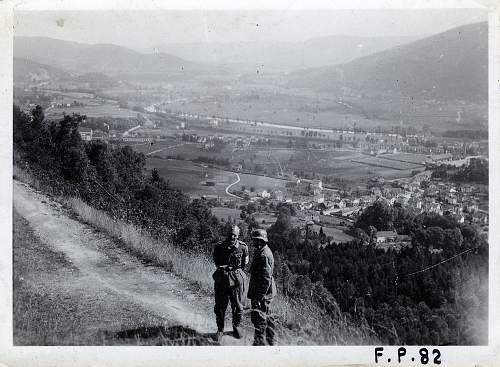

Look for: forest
[266,198,488,345]
[13,105,488,345]
[431,158,488,185]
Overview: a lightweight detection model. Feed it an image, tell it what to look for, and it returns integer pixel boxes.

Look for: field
[211,207,242,222]
[351,156,423,171]
[145,157,290,199]
[286,150,419,181]
[143,144,419,190]
[234,173,289,193]
[138,140,234,161]
[132,140,186,155]
[46,104,139,119]
[380,152,429,164]
[252,213,278,229]
[165,87,396,131]
[146,158,236,198]
[232,148,296,165]
[311,225,354,243]
[157,76,487,133]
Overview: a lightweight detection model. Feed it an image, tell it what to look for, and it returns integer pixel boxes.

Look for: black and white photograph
[1,0,499,365]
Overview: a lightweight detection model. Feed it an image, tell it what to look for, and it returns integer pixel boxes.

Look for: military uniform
[248,234,277,346]
[212,238,249,334]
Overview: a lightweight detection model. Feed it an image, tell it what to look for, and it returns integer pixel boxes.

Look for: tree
[319,226,326,243]
[151,168,160,183]
[356,201,394,232]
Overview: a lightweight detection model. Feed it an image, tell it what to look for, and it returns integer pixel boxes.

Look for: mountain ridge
[289,22,487,102]
[14,36,202,77]
[148,35,418,70]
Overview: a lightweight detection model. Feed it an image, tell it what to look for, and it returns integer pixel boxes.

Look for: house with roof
[272,190,284,202]
[376,230,398,243]
[78,127,92,141]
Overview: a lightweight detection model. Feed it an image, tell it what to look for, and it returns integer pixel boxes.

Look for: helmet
[231,225,240,237]
[251,229,268,243]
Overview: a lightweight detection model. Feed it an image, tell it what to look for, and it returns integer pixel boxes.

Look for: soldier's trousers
[214,281,245,331]
[250,298,275,345]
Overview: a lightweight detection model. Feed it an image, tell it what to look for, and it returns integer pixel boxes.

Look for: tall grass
[13,165,43,191]
[65,196,215,292]
[272,294,377,345]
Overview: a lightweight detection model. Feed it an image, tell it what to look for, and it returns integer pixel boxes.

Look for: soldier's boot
[232,325,242,339]
[266,336,275,346]
[252,335,266,346]
[215,331,224,344]
[232,307,243,339]
[214,284,229,339]
[230,283,244,340]
[252,324,266,346]
[266,316,276,345]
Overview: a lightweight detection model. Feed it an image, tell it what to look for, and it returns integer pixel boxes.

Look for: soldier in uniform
[212,225,249,342]
[248,229,277,346]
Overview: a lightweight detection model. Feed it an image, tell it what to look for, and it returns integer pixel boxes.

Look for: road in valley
[225,172,242,199]
[145,143,186,156]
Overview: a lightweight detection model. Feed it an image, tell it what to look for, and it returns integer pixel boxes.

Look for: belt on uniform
[217,266,241,271]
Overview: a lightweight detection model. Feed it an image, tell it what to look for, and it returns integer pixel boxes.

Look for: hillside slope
[14,36,206,78]
[152,35,416,70]
[14,57,72,84]
[13,180,243,345]
[289,22,487,102]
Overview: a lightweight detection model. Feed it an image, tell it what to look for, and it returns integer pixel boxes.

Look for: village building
[376,230,398,243]
[78,127,92,141]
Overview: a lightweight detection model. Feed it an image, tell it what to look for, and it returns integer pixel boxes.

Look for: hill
[14,57,122,90]
[14,36,209,80]
[13,57,72,84]
[289,22,487,102]
[150,35,416,71]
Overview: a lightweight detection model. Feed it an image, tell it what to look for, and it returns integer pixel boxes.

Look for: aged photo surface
[11,7,489,348]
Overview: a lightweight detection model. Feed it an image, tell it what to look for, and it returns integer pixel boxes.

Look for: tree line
[13,105,226,253]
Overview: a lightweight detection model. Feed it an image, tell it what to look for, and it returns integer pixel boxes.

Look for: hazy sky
[14,9,487,50]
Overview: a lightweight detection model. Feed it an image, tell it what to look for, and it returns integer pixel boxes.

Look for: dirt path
[145,143,185,156]
[13,180,253,345]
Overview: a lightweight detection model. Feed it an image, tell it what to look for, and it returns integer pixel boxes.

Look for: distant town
[54,103,486,253]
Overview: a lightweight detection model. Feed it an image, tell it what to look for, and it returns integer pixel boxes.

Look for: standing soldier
[212,225,249,342]
[248,229,277,346]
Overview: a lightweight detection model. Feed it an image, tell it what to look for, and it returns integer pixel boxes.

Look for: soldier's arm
[213,243,224,267]
[241,244,249,270]
[253,254,273,299]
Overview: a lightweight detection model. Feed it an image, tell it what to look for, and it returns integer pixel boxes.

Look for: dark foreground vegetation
[14,105,488,345]
[267,201,487,344]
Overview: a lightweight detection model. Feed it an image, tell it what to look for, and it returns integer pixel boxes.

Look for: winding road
[145,143,185,156]
[225,172,242,199]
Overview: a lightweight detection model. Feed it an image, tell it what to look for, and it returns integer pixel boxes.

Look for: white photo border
[0,1,498,366]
